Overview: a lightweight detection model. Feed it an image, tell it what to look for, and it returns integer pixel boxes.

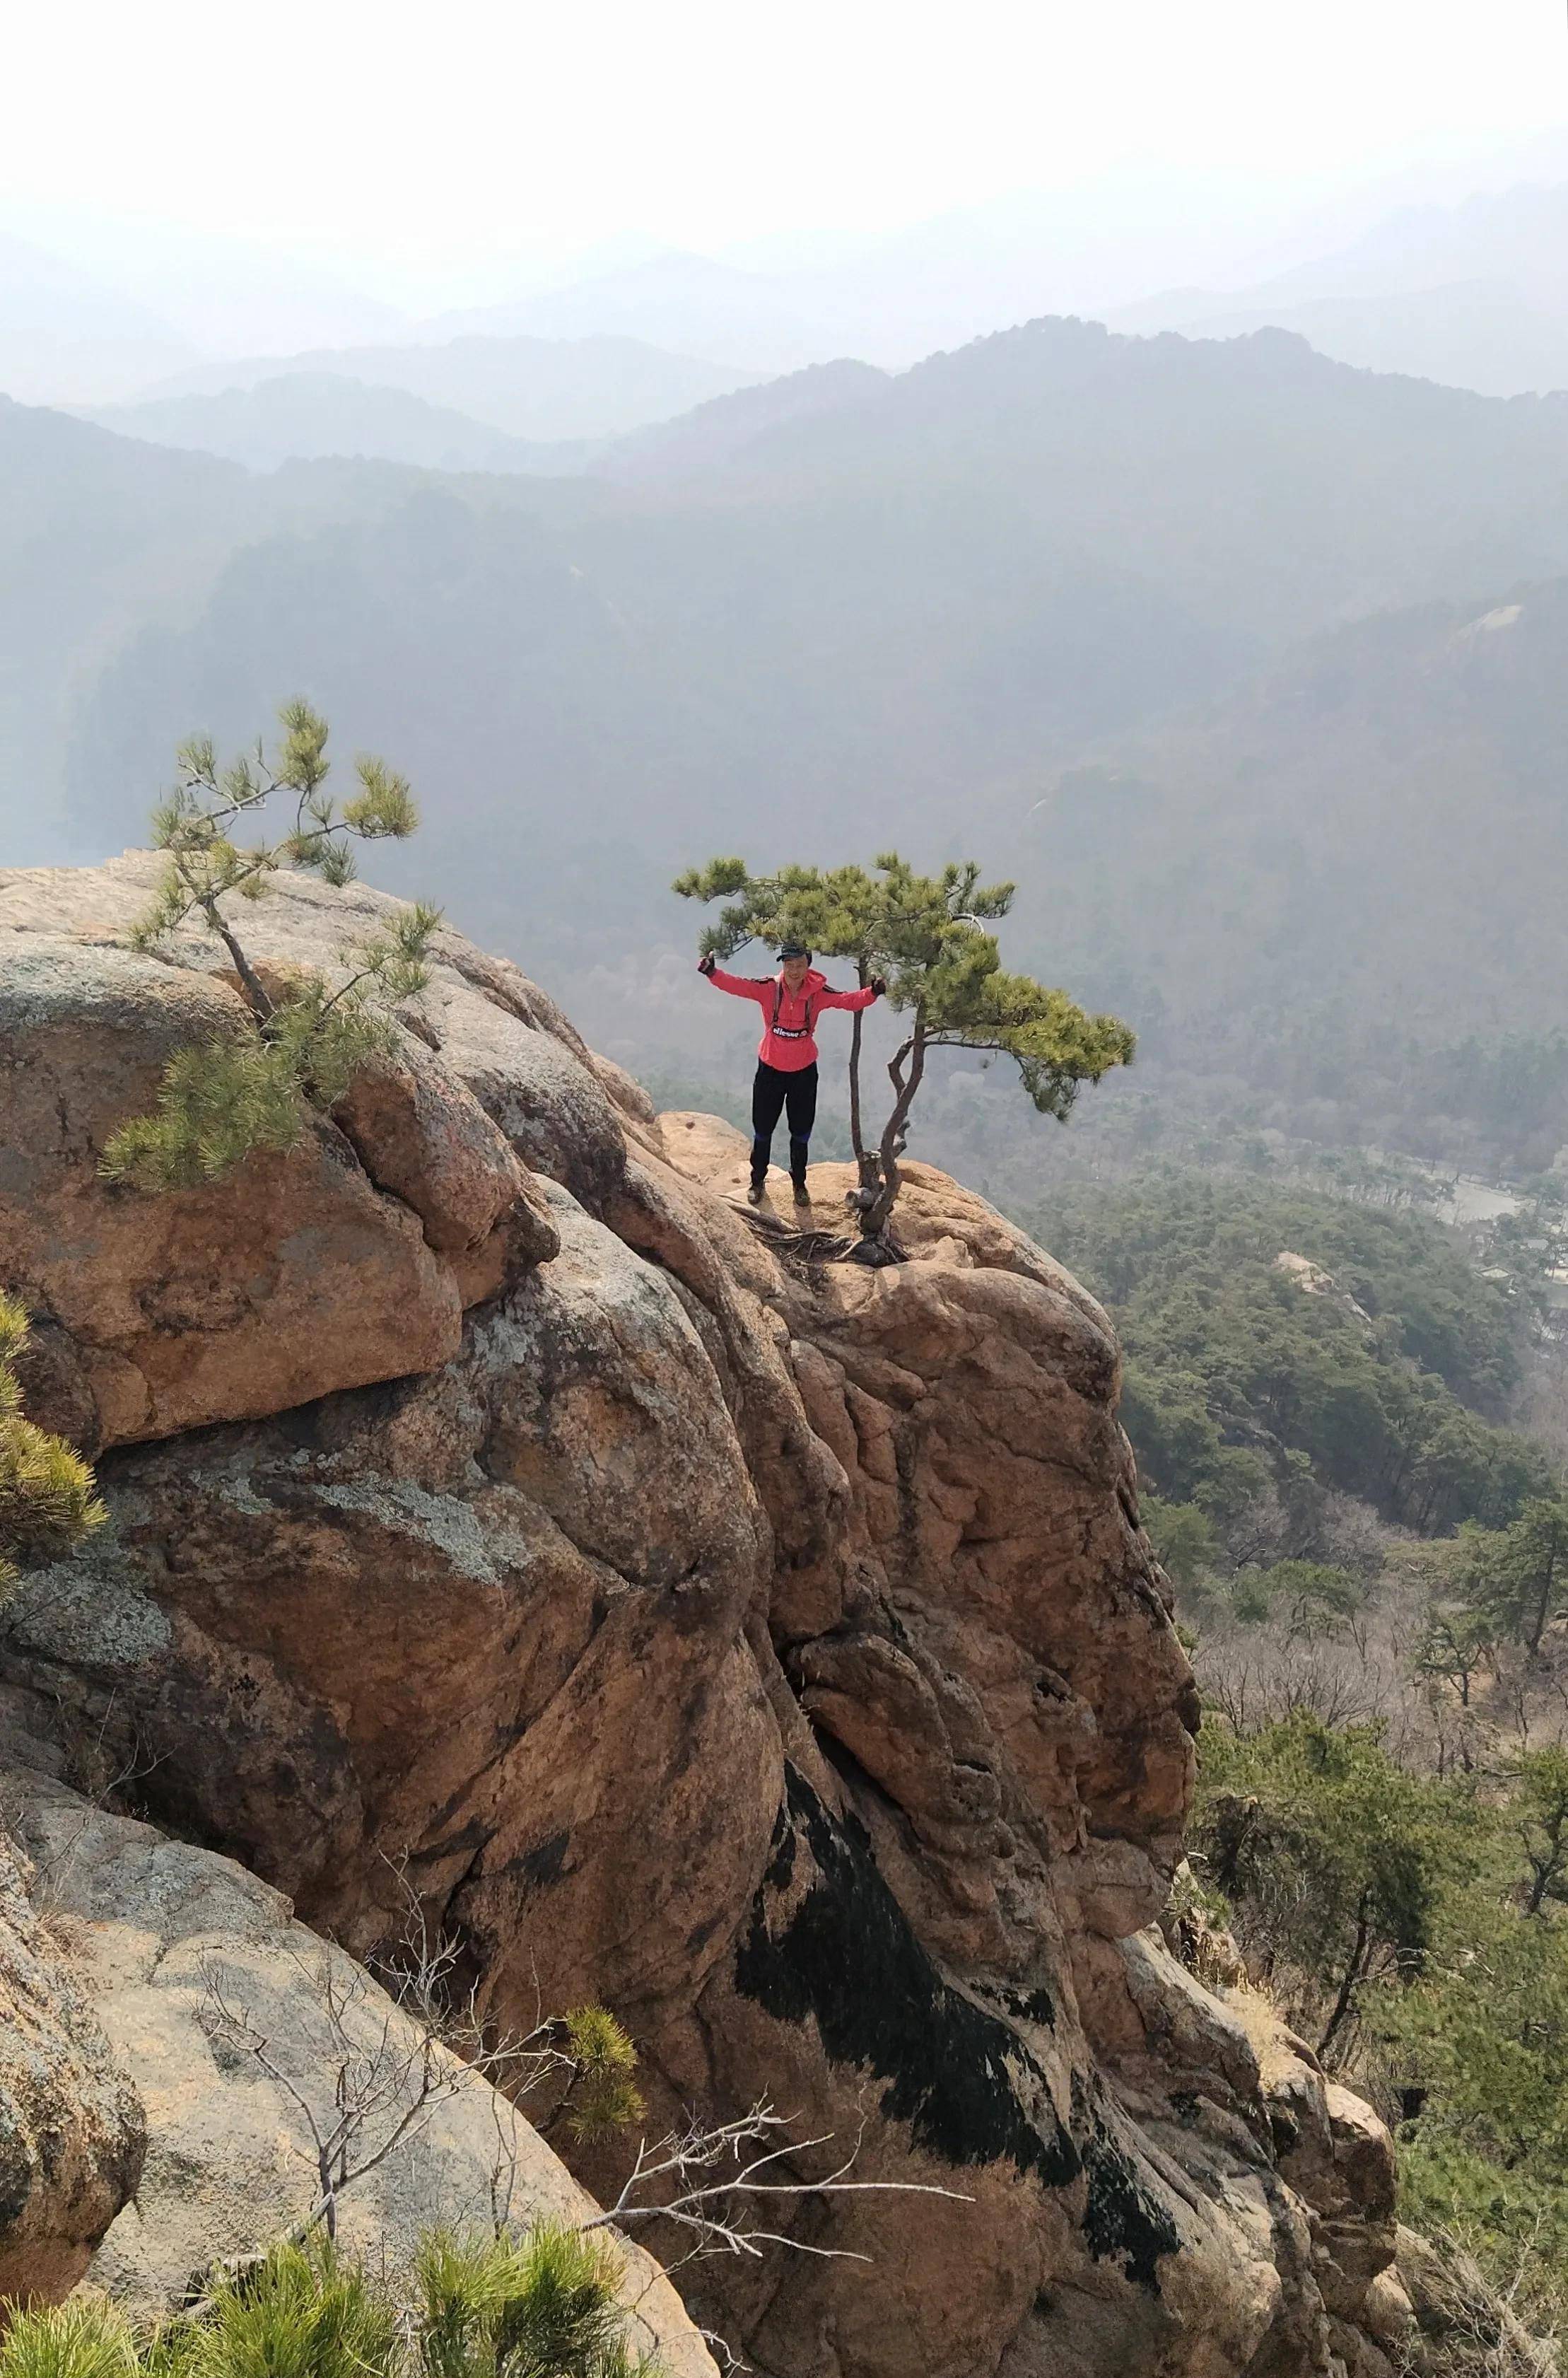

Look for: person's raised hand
[698,950,718,977]
[870,974,888,996]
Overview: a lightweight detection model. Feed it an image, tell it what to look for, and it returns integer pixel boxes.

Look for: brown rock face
[0,861,566,1451]
[0,861,1405,2372]
[0,935,464,1450]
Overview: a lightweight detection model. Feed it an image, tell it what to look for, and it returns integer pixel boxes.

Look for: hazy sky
[7,0,1567,280]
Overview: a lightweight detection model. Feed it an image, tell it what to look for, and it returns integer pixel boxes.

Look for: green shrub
[99,992,392,1193]
[416,2227,645,2378]
[1195,1707,1568,2342]
[0,2300,138,2378]
[1397,2126,1568,2341]
[556,2009,645,2145]
[1194,1713,1476,2058]
[0,2231,653,2378]
[184,2239,399,2378]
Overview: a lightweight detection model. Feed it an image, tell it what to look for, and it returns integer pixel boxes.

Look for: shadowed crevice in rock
[985,1978,1058,2032]
[735,1764,1080,2188]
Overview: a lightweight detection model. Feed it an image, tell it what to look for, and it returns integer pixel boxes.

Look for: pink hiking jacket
[704,964,878,1072]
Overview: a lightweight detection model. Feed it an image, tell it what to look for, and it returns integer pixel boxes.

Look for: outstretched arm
[817,979,884,1013]
[700,959,771,1004]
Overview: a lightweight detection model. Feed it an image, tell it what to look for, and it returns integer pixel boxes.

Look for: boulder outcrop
[0,856,1415,2374]
[0,860,559,1452]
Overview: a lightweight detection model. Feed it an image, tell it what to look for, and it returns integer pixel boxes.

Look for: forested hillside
[1049,1170,1568,2331]
[1047,1175,1551,1542]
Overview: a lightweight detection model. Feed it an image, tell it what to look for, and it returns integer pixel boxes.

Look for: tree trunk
[203,898,275,1025]
[860,1016,925,1241]
[1317,1892,1373,2061]
[1529,1545,1559,1655]
[1524,1817,1566,1916]
[847,960,882,1202]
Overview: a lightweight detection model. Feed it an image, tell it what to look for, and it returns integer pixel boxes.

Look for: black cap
[778,940,811,960]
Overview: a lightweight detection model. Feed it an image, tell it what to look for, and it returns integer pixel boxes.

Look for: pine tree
[1461,1497,1568,1655]
[674,852,1133,1240]
[101,704,442,1191]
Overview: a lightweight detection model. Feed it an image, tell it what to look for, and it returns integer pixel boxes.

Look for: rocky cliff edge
[0,855,1421,2376]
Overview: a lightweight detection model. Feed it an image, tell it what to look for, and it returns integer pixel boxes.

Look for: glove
[870,974,888,997]
[698,950,718,977]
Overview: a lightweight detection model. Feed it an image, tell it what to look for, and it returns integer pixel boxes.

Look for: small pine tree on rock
[101,703,442,1191]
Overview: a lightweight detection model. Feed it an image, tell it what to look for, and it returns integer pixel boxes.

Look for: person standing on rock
[698,941,886,1206]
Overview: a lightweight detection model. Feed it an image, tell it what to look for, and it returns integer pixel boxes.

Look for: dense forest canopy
[1047,1175,1555,1538]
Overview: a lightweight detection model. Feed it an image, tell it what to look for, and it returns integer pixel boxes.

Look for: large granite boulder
[0,1769,713,2377]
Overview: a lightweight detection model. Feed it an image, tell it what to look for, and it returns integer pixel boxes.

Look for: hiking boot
[792,1180,812,1208]
[747,1179,766,1206]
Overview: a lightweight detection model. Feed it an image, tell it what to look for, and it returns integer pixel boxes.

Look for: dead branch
[580,2102,971,2266]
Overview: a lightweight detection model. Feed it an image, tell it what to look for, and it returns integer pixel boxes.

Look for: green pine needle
[560,2006,644,2143]
[0,2297,139,2378]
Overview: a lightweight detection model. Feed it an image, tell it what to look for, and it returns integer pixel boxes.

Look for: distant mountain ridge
[129,332,758,441]
[418,251,833,374]
[594,357,889,481]
[10,314,1568,1146]
[1112,180,1568,396]
[12,150,1568,419]
[81,374,589,477]
[584,315,1568,647]
[0,229,195,404]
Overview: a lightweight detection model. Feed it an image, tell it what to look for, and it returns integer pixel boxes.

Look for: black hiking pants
[751,1061,818,1188]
